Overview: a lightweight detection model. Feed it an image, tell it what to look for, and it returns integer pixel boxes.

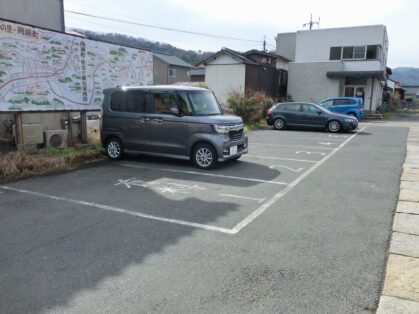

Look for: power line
[65,10,263,43]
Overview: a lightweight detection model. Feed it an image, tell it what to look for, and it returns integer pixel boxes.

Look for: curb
[377,127,419,313]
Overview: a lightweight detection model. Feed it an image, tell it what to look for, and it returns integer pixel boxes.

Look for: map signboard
[0,19,153,111]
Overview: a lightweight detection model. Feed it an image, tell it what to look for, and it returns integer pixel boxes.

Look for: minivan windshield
[180,91,222,116]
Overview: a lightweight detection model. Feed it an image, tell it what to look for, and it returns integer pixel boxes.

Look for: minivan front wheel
[106,137,124,160]
[193,143,217,169]
[327,120,341,133]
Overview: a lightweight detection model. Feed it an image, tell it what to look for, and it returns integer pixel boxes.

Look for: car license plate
[230,146,237,155]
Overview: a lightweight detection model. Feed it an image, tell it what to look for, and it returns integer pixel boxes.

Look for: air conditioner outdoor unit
[44,130,68,148]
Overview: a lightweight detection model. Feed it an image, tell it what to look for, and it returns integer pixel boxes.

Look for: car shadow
[0,179,242,313]
[121,155,282,187]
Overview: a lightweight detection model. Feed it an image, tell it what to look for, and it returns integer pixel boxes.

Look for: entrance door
[344,86,365,104]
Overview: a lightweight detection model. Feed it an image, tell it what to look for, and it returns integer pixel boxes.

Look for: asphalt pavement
[0,123,408,313]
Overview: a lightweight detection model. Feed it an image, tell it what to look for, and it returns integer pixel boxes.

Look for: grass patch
[244,119,269,131]
[0,144,104,182]
[383,111,396,120]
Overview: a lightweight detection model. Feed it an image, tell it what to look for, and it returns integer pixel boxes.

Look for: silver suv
[101,86,248,169]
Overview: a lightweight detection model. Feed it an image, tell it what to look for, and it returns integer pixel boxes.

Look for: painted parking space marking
[115,178,148,188]
[1,127,365,235]
[230,125,367,234]
[296,151,326,156]
[269,165,304,173]
[220,194,266,203]
[251,143,336,150]
[317,142,334,146]
[250,136,345,142]
[0,186,236,234]
[119,163,289,186]
[115,178,206,195]
[244,155,317,163]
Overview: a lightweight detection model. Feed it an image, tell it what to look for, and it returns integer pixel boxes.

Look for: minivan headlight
[213,124,229,134]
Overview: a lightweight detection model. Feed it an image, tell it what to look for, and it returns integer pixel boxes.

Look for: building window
[330,45,381,61]
[168,68,176,77]
[330,47,342,60]
[366,45,378,59]
[353,46,366,59]
[342,47,353,59]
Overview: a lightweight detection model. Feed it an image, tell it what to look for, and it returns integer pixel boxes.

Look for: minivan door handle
[137,117,150,123]
[152,118,164,124]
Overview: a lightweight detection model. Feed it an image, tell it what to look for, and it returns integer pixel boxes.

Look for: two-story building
[276,25,389,112]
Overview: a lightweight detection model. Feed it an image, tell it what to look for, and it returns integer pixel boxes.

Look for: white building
[277,25,389,112]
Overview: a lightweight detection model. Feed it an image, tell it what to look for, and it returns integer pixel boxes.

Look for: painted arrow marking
[296,151,326,156]
[269,165,304,173]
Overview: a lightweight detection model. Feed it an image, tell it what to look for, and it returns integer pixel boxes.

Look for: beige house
[153,53,194,84]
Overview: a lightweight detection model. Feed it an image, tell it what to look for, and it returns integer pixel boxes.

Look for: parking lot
[0,123,409,313]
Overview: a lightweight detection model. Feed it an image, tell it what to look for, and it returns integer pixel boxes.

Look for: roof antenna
[303,14,320,30]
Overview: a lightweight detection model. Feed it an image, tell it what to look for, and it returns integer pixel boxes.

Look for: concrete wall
[287,62,342,102]
[0,0,64,31]
[205,64,246,105]
[294,25,387,63]
[276,33,296,61]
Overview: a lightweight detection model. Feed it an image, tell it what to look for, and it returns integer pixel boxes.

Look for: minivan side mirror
[317,110,323,115]
[170,107,180,115]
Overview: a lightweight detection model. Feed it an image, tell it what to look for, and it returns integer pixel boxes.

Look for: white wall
[294,25,387,63]
[276,32,296,61]
[205,64,246,105]
[276,58,289,71]
[287,62,342,103]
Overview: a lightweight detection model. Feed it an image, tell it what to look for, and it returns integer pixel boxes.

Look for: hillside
[72,29,214,66]
[391,67,419,86]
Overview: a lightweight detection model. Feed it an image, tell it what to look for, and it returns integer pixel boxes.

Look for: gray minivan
[101,86,248,169]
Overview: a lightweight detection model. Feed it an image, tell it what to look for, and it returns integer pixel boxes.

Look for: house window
[168,68,176,77]
[330,47,342,60]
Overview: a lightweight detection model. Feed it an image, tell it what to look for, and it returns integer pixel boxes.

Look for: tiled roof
[154,52,194,68]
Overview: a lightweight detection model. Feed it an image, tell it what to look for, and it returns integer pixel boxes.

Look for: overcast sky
[64,0,419,68]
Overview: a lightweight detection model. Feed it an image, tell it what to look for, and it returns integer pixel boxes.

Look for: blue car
[318,97,364,119]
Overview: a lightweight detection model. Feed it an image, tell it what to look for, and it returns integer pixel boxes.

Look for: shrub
[227,89,275,125]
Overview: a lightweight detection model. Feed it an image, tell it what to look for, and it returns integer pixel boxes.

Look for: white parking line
[220,194,266,203]
[119,163,289,186]
[250,136,344,142]
[0,186,236,234]
[230,126,367,234]
[244,155,317,163]
[250,143,336,150]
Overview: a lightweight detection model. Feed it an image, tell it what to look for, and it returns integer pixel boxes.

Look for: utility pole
[263,36,266,52]
[303,14,320,30]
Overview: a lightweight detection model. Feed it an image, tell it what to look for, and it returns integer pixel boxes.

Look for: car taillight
[267,107,274,115]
